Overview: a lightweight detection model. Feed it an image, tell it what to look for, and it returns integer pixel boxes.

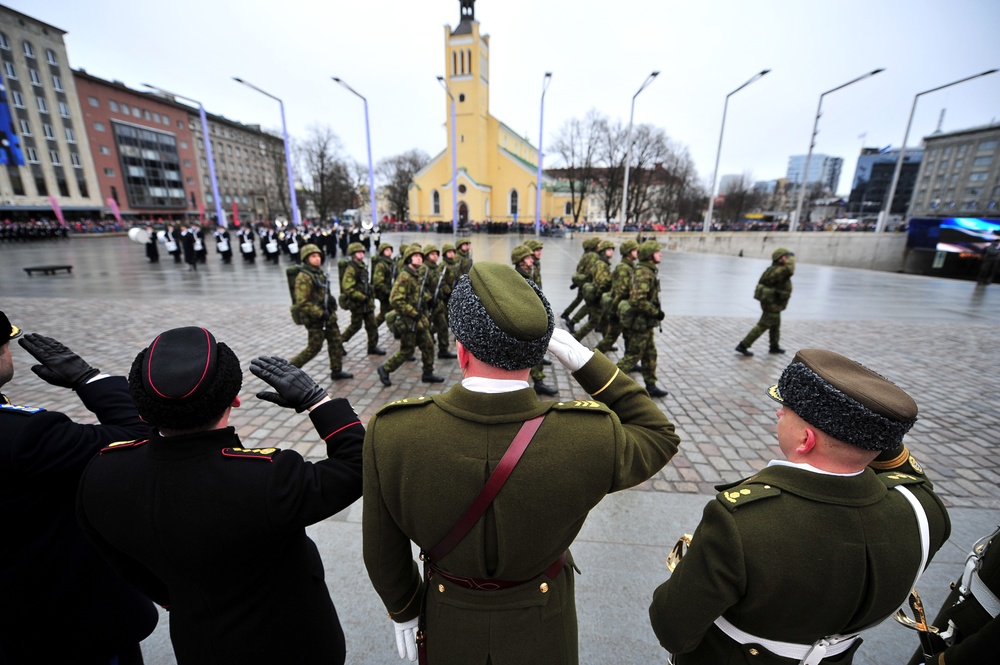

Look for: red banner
[232,201,239,227]
[48,196,65,224]
[199,203,205,225]
[106,197,122,223]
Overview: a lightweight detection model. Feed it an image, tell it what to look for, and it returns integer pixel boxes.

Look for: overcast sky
[16,0,1000,195]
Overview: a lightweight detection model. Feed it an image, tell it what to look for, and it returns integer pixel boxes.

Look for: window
[52,75,63,91]
[108,100,119,113]
[88,96,101,108]
[432,190,440,214]
[943,146,954,157]
[49,149,61,165]
[11,90,24,107]
[0,33,8,50]
[121,103,130,115]
[26,147,38,163]
[104,167,115,177]
[132,107,140,118]
[162,114,170,126]
[153,112,160,123]
[94,121,105,132]
[509,189,519,215]
[966,188,983,197]
[978,140,997,152]
[3,61,16,79]
[71,152,81,167]
[65,127,76,143]
[965,200,978,210]
[954,159,964,170]
[565,201,573,215]
[28,68,41,86]
[938,161,948,172]
[18,119,30,136]
[46,48,58,65]
[42,123,54,139]
[179,141,188,149]
[99,145,110,155]
[22,41,35,58]
[958,144,969,156]
[58,101,69,117]
[143,109,151,121]
[36,97,47,114]
[973,156,993,167]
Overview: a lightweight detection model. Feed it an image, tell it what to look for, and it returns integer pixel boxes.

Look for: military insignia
[908,455,923,474]
[0,402,45,415]
[724,488,752,503]
[100,439,148,454]
[221,447,280,461]
[377,396,432,414]
[552,400,609,412]
[716,483,780,511]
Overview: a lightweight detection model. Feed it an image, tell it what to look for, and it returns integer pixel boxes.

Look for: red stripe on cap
[146,334,170,399]
[180,327,214,399]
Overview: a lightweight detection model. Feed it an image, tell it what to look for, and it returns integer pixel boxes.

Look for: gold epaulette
[375,396,433,414]
[716,482,781,512]
[221,447,280,461]
[100,439,148,454]
[549,399,610,413]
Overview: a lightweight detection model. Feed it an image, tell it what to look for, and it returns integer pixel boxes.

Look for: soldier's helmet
[377,243,394,255]
[300,243,323,261]
[423,244,440,258]
[637,240,663,262]
[583,237,601,251]
[457,237,472,249]
[402,245,424,264]
[511,245,533,265]
[772,248,794,262]
[442,243,456,254]
[347,242,365,255]
[398,243,409,256]
[598,240,615,252]
[620,239,639,255]
[525,239,543,251]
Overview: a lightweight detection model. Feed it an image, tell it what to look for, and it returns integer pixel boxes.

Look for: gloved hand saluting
[250,356,327,412]
[393,617,419,662]
[18,333,100,389]
[547,328,594,372]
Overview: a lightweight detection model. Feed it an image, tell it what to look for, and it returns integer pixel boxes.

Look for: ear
[797,427,817,454]
[231,395,241,409]
[456,341,471,370]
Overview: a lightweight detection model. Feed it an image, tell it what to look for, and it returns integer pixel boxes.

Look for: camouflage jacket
[575,251,598,283]
[372,256,395,299]
[442,257,460,295]
[629,261,661,319]
[611,257,636,308]
[531,259,542,289]
[456,250,473,276]
[340,259,371,309]
[590,256,613,294]
[294,264,330,324]
[389,265,429,322]
[757,264,794,313]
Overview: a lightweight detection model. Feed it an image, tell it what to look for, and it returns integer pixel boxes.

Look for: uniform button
[539,582,549,593]
[748,648,759,656]
[438,584,445,593]
[763,485,771,489]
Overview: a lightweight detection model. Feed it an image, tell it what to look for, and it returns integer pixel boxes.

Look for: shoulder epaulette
[877,471,926,489]
[715,479,782,512]
[0,402,45,415]
[221,447,280,461]
[549,399,611,414]
[376,395,433,415]
[100,439,149,454]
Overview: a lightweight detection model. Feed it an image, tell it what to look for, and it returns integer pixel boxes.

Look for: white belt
[709,485,930,665]
[958,526,1000,618]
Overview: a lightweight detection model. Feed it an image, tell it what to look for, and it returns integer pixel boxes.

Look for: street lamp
[791,68,884,232]
[621,71,659,229]
[332,77,378,232]
[535,72,553,236]
[703,69,770,233]
[876,68,998,232]
[144,83,225,227]
[436,76,458,234]
[232,77,301,227]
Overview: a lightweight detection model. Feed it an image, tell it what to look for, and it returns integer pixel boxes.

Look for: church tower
[443,0,489,191]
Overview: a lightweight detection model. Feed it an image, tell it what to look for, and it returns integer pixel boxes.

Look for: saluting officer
[77,327,364,665]
[616,240,669,398]
[362,262,680,665]
[650,349,951,665]
[341,242,386,356]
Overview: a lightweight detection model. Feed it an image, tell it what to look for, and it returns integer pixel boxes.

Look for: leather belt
[429,551,567,591]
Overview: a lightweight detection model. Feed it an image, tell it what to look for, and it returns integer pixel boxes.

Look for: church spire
[460,0,475,23]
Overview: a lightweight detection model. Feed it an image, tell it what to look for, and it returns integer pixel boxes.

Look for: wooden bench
[23,265,73,276]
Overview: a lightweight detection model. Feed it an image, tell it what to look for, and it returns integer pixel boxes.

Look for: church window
[565,201,572,215]
[509,190,519,215]
[432,190,440,214]
[453,51,457,76]
[467,49,472,75]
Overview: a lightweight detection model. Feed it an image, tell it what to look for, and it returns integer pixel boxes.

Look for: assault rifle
[430,265,447,310]
[411,267,429,332]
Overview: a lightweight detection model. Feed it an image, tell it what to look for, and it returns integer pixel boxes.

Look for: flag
[232,201,239,228]
[0,81,25,166]
[106,198,121,223]
[199,203,205,225]
[879,145,892,154]
[48,196,65,223]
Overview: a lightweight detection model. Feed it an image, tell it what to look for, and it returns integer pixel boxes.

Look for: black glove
[250,356,326,412]
[18,333,100,389]
[657,311,665,321]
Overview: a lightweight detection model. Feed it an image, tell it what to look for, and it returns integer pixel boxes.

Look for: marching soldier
[736,248,795,357]
[596,239,639,355]
[616,240,668,398]
[456,237,473,276]
[362,262,680,665]
[290,244,353,380]
[524,238,544,289]
[561,237,601,333]
[424,244,457,360]
[372,242,396,327]
[341,242,385,356]
[573,239,615,342]
[376,246,444,387]
[512,245,557,395]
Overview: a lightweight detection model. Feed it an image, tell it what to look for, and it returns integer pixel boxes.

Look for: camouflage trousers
[530,363,545,383]
[573,304,606,341]
[385,323,435,374]
[741,311,781,350]
[431,306,450,352]
[562,291,584,320]
[617,327,657,386]
[375,297,392,326]
[343,307,378,349]
[596,319,628,354]
[290,322,343,372]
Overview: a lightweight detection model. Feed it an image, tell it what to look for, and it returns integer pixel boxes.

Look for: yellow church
[409,0,577,227]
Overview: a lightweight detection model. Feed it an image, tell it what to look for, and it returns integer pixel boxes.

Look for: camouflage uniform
[525,239,544,289]
[562,238,601,327]
[617,241,668,397]
[383,259,436,377]
[341,243,382,354]
[456,237,473,276]
[372,243,396,326]
[512,246,557,396]
[738,249,795,355]
[289,254,345,375]
[596,240,638,354]
[423,245,455,358]
[574,240,615,341]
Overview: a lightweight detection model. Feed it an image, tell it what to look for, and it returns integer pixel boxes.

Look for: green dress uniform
[290,261,345,374]
[363,352,680,665]
[340,254,380,353]
[384,263,435,376]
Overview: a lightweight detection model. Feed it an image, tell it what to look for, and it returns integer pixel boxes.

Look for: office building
[847,147,923,217]
[786,154,843,194]
[908,123,1000,217]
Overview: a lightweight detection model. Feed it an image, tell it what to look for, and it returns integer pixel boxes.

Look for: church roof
[452,19,473,36]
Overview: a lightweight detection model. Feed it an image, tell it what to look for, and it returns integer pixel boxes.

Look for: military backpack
[286,266,304,325]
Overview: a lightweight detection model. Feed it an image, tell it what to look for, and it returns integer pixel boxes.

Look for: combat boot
[735,343,754,357]
[368,346,387,355]
[646,383,669,398]
[769,347,785,354]
[541,358,552,366]
[421,371,445,383]
[331,370,354,380]
[438,349,458,359]
[533,381,558,396]
[377,365,391,387]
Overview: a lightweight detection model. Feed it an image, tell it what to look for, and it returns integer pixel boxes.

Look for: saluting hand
[250,356,327,412]
[18,333,100,390]
[547,328,593,372]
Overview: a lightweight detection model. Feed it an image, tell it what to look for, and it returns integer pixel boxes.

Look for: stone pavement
[2,233,999,663]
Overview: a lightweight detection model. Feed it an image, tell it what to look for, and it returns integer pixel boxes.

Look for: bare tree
[717,172,760,225]
[593,117,628,224]
[296,125,355,222]
[377,149,430,223]
[624,124,670,223]
[550,110,601,224]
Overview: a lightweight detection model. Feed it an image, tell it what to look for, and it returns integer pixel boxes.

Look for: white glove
[393,617,419,661]
[547,328,593,372]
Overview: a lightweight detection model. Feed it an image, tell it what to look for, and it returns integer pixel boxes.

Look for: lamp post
[621,71,659,230]
[791,68,884,232]
[232,77,301,227]
[332,77,378,232]
[875,68,998,232]
[703,69,770,233]
[534,72,553,237]
[144,83,225,227]
[436,76,458,234]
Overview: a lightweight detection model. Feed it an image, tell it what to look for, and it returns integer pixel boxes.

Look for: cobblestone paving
[5,292,997,510]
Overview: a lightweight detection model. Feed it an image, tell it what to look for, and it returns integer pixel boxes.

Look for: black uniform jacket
[0,377,157,663]
[77,398,364,665]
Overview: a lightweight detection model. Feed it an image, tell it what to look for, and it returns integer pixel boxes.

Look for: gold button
[438,584,445,593]
[749,648,759,656]
[763,485,771,489]
[539,582,549,593]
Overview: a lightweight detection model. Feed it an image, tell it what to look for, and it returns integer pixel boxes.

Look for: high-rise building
[0,6,102,218]
[847,147,923,217]
[908,123,1000,218]
[786,154,843,194]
